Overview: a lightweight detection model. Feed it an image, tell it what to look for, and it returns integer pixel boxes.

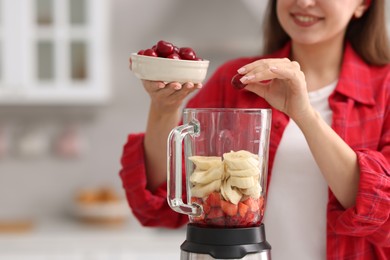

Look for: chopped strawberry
[238,202,249,218]
[191,196,203,205]
[221,200,238,216]
[242,197,259,212]
[210,217,225,227]
[205,192,221,207]
[226,215,241,226]
[202,202,211,215]
[245,212,256,224]
[258,196,265,210]
[206,207,224,219]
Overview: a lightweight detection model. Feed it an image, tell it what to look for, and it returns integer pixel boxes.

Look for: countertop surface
[0,215,186,260]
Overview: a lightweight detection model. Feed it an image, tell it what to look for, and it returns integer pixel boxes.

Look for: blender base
[181,250,271,260]
[180,224,271,260]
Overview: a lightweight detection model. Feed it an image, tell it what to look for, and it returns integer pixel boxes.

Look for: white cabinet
[0,0,109,105]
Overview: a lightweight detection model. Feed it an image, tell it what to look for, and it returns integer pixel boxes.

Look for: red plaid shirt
[120,42,390,259]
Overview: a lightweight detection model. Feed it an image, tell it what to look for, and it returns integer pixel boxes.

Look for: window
[0,0,109,105]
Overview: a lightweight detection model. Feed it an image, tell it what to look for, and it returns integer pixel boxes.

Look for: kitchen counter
[0,216,186,260]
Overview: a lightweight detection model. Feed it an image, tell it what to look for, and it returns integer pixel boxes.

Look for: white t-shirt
[263,82,337,259]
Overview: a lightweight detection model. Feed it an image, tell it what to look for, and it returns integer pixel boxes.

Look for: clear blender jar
[168,108,272,259]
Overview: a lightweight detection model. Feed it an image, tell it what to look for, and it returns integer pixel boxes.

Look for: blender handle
[167,122,201,216]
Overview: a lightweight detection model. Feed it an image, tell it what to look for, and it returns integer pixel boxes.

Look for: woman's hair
[262,0,390,66]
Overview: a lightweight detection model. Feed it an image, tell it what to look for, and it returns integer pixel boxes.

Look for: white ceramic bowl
[130,53,209,84]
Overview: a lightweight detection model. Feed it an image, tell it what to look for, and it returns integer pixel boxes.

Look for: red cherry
[166,53,181,59]
[173,45,179,54]
[137,49,145,55]
[179,47,197,60]
[231,73,247,90]
[156,40,174,57]
[143,48,158,57]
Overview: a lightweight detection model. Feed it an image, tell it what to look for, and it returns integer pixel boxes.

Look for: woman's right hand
[142,80,202,114]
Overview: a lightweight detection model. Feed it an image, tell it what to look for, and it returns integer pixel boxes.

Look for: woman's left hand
[238,58,312,122]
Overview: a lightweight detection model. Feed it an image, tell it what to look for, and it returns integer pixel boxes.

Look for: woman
[120,0,390,258]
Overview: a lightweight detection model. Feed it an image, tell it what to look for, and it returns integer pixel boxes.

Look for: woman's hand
[237,58,312,123]
[142,80,202,114]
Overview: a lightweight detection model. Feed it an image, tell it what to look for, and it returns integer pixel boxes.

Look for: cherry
[231,73,247,90]
[143,48,158,57]
[167,53,181,59]
[136,40,203,61]
[179,47,197,60]
[231,74,272,90]
[156,40,174,57]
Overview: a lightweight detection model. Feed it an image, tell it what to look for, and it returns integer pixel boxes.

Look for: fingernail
[270,66,278,71]
[237,67,246,74]
[174,84,182,90]
[196,83,203,89]
[240,75,255,83]
[186,83,194,89]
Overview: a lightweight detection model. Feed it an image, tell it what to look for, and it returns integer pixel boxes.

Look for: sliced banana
[189,156,222,171]
[241,182,262,199]
[221,177,242,204]
[190,165,224,184]
[230,176,255,189]
[189,150,262,203]
[228,166,259,177]
[190,179,221,198]
[223,151,260,170]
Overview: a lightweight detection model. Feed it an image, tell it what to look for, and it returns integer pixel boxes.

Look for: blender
[167,108,272,259]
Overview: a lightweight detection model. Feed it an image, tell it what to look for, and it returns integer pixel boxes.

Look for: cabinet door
[0,0,110,105]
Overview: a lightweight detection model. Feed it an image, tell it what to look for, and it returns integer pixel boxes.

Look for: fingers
[142,80,203,100]
[237,58,302,85]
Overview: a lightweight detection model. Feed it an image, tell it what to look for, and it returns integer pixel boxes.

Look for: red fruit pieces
[206,192,221,207]
[143,48,158,57]
[221,200,238,216]
[136,40,202,60]
[242,197,260,212]
[231,73,247,90]
[166,53,181,59]
[238,202,249,218]
[156,40,174,57]
[207,207,224,219]
[179,47,197,60]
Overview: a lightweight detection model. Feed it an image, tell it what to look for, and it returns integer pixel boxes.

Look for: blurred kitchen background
[0,0,388,259]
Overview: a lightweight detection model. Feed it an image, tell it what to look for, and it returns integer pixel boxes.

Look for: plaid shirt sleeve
[119,133,188,228]
[327,49,390,248]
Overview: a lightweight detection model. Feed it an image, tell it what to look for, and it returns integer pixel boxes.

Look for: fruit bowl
[130,53,209,84]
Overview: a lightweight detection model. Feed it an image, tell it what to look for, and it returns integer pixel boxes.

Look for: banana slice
[241,182,262,199]
[228,166,259,177]
[190,165,224,184]
[230,176,256,189]
[189,156,222,171]
[223,151,260,170]
[221,177,242,204]
[191,179,221,198]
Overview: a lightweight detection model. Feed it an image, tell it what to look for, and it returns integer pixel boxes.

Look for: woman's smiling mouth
[291,13,322,27]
